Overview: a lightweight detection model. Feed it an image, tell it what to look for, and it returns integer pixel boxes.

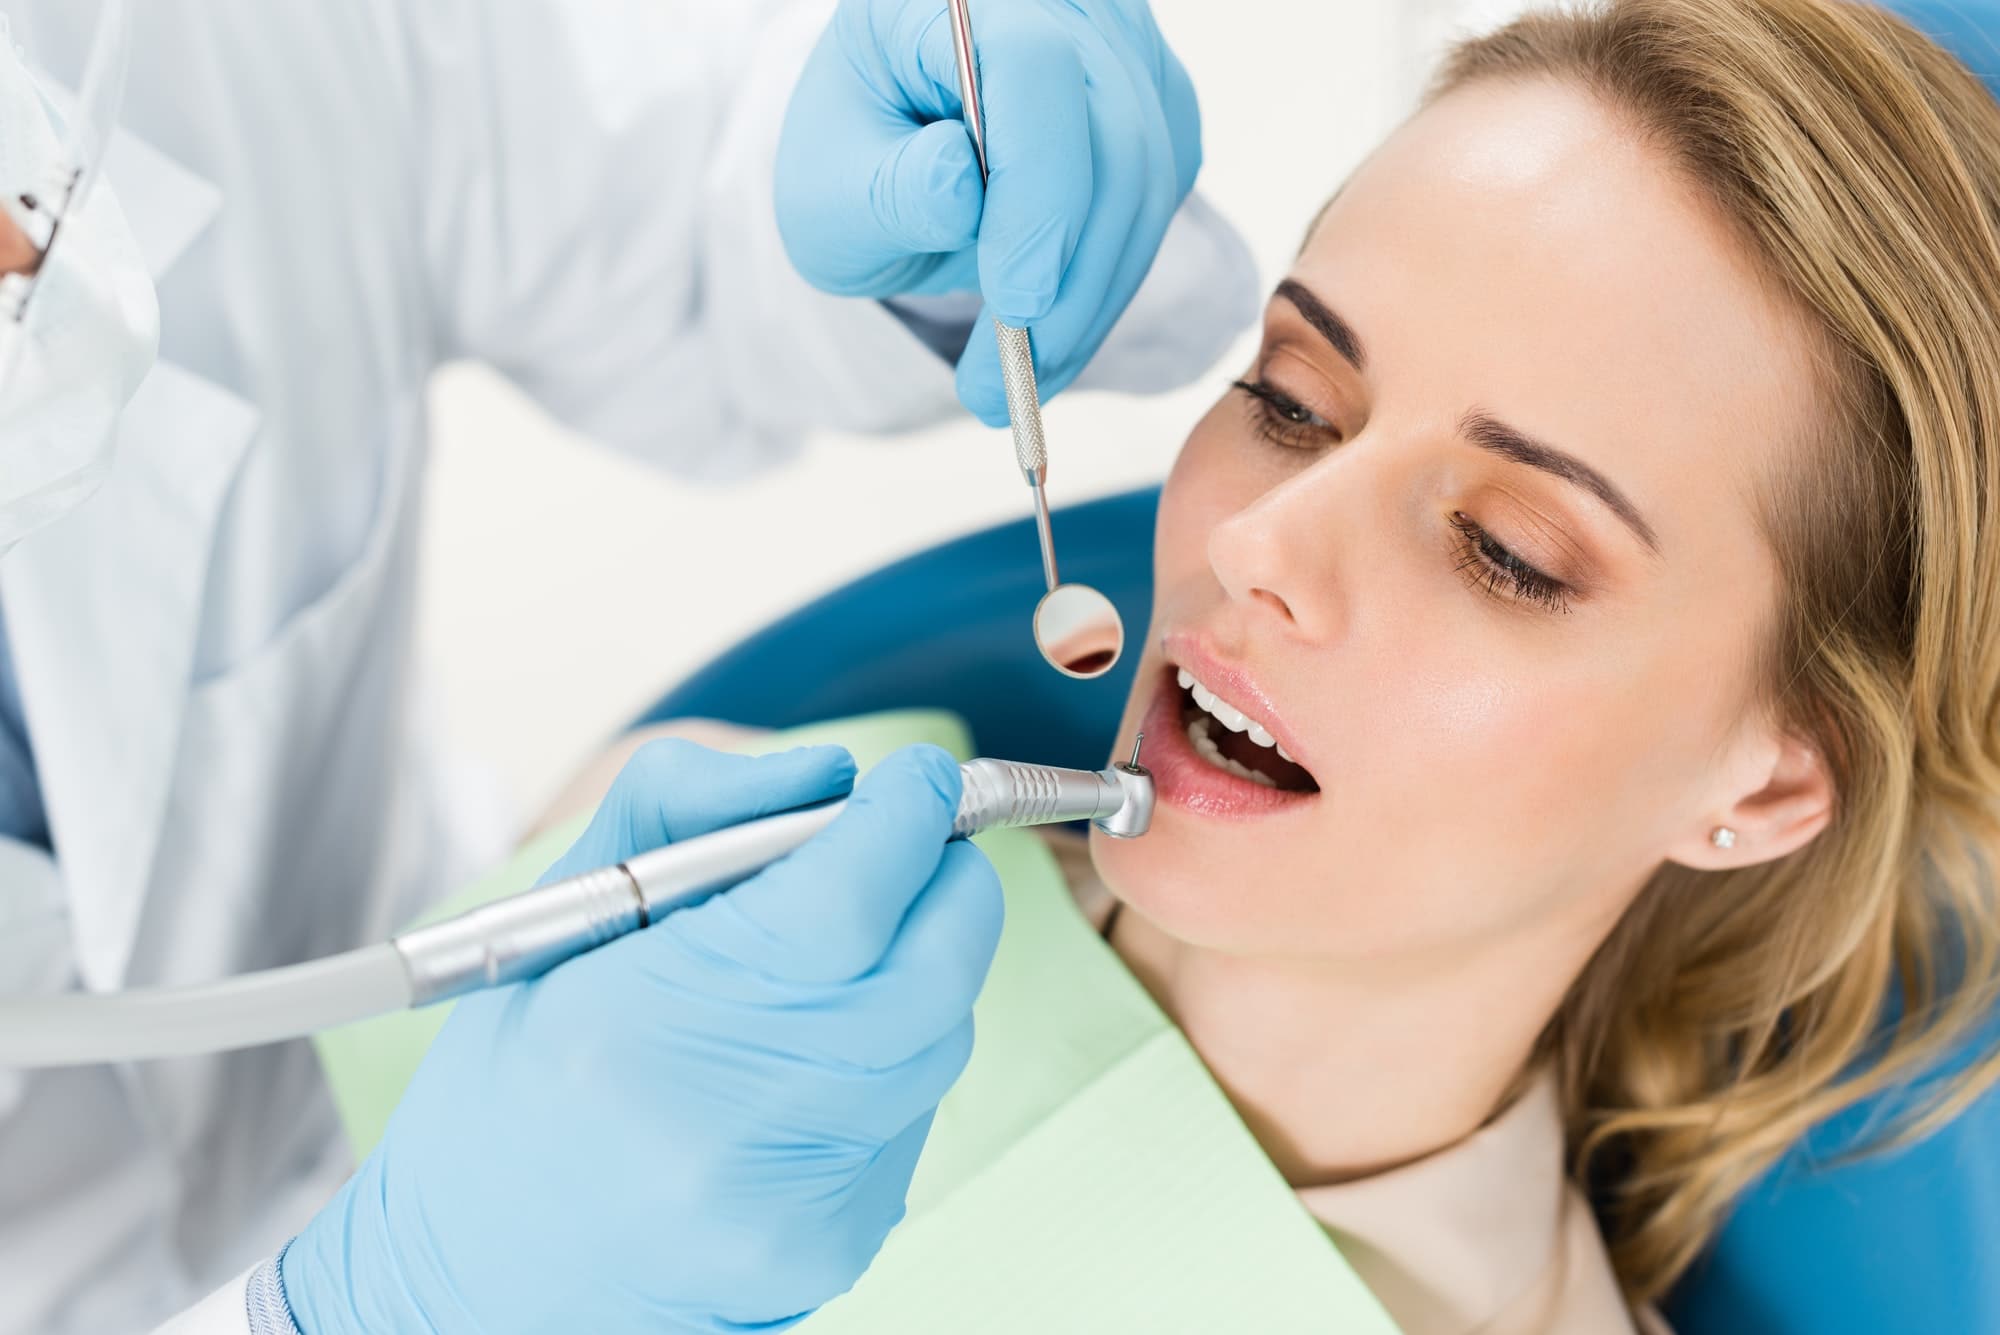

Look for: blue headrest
[1885,0,2000,90]
[641,485,1999,1332]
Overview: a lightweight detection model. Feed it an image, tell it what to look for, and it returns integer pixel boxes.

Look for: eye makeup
[1447,510,1573,613]
[1233,376,1340,449]
[1227,375,1580,616]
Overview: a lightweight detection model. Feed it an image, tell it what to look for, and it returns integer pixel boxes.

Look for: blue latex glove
[281,741,1004,1334]
[775,0,1203,425]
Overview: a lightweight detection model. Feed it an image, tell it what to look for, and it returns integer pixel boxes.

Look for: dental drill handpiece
[0,753,1154,1066]
[946,0,1061,592]
[394,745,1153,1007]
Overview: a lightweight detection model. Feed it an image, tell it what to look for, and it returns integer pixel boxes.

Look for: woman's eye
[1448,511,1572,614]
[1233,377,1341,449]
[1226,381,1571,615]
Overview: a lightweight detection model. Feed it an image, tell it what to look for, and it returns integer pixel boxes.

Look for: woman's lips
[1139,666,1321,820]
[1164,633,1310,768]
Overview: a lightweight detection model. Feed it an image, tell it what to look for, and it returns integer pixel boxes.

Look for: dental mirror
[1033,582,1125,679]
[946,0,1125,683]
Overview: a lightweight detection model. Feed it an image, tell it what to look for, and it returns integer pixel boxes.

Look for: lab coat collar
[0,123,259,992]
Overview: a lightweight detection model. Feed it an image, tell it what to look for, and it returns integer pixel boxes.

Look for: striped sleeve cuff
[243,1242,304,1335]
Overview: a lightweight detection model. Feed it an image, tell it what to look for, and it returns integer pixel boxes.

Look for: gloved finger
[808,840,1003,1069]
[901,245,980,300]
[1156,42,1203,203]
[1039,98,1183,398]
[956,56,1177,419]
[891,0,980,119]
[539,741,857,885]
[868,119,984,256]
[669,745,962,983]
[1099,0,1201,202]
[858,1107,936,1228]
[776,28,960,299]
[834,1107,934,1257]
[818,1108,937,1293]
[812,1015,978,1146]
[703,1108,942,1332]
[971,7,1093,325]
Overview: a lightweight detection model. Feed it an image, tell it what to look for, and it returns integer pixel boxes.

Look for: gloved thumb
[869,119,983,257]
[777,26,981,299]
[668,745,963,984]
[539,741,858,886]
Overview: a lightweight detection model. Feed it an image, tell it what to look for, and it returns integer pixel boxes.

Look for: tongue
[1210,716,1319,792]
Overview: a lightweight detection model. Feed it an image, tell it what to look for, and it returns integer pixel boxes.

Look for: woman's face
[1094,77,1831,961]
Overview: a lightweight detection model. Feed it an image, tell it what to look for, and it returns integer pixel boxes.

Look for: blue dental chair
[640,486,2000,1334]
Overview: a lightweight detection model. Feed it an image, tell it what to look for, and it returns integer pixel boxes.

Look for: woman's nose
[1207,476,1332,638]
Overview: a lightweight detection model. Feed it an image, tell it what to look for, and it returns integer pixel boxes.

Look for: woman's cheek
[1390,655,1641,895]
[1158,418,1251,571]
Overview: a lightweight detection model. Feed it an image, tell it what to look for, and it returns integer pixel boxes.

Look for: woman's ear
[1668,731,1834,870]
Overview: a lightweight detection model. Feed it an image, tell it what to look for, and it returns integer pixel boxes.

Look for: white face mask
[0,22,157,556]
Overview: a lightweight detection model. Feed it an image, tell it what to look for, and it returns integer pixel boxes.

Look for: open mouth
[1174,667,1320,794]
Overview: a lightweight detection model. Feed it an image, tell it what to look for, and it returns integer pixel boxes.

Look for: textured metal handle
[994,321,1047,475]
[955,757,1124,837]
[951,3,1051,483]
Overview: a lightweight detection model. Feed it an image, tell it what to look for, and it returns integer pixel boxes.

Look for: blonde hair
[1432,0,2000,1303]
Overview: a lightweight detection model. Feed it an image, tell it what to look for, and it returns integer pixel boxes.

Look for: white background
[417,0,1531,821]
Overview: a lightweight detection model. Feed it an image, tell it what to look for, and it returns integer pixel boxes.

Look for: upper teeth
[1177,668,1296,763]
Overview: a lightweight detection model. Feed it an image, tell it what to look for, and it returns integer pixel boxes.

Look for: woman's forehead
[1289,76,1826,561]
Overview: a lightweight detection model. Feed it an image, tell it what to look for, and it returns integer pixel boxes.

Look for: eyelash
[1449,512,1571,614]
[1231,377,1572,615]
[1233,377,1338,449]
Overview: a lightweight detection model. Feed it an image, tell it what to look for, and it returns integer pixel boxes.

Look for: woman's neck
[1105,903,1611,1185]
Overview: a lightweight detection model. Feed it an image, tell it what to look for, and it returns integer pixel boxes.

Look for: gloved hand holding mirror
[777,0,1207,681]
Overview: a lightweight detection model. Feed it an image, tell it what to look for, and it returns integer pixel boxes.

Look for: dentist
[0,0,1254,1331]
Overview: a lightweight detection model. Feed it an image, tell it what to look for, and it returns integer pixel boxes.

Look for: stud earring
[1711,826,1737,850]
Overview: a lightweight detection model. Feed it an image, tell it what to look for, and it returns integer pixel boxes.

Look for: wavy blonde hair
[1432,0,2000,1303]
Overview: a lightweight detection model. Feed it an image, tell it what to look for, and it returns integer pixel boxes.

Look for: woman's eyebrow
[1275,279,1366,371]
[1271,279,1659,554]
[1460,411,1662,554]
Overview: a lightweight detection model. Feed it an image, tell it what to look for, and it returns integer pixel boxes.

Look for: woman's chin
[1088,818,1302,953]
[1085,660,1336,947]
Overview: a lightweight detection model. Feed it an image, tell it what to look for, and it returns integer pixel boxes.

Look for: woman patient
[559,0,2000,1327]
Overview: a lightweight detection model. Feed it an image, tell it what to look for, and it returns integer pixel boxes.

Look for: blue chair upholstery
[643,485,2000,1332]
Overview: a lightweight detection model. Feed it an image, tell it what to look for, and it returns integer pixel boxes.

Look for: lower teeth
[1185,716,1278,788]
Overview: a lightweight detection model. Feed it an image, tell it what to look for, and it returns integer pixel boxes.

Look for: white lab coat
[0,2,1254,1331]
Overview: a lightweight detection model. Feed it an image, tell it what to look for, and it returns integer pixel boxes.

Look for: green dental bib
[316,711,1400,1333]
